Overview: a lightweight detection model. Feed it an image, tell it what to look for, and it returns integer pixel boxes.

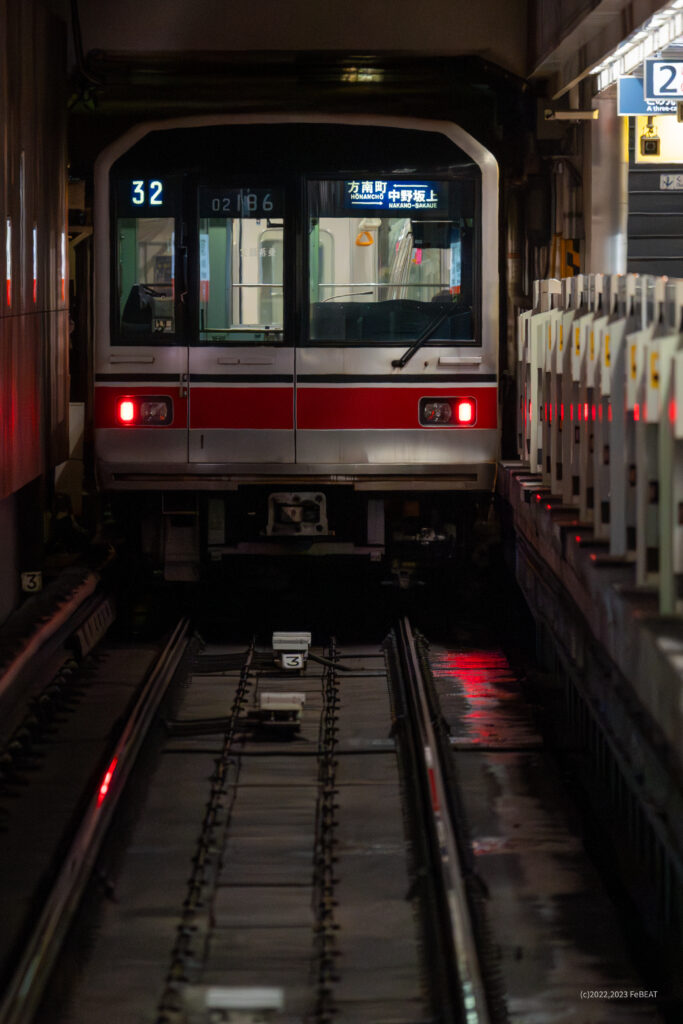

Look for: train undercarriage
[109,483,495,586]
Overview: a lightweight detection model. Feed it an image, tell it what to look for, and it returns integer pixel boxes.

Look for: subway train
[93,114,499,579]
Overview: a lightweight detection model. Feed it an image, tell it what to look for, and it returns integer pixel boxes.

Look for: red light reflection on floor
[431,649,524,745]
[97,757,118,806]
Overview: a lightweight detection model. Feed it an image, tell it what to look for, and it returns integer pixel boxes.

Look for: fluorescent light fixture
[594,1,683,92]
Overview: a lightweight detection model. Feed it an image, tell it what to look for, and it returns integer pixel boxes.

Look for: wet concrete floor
[432,646,662,1023]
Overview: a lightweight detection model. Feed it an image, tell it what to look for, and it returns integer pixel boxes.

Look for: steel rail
[0,616,192,1024]
[395,616,491,1024]
[0,573,100,702]
[157,637,255,1019]
[311,636,341,1022]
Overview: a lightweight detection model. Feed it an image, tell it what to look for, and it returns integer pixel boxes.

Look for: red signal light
[117,399,136,424]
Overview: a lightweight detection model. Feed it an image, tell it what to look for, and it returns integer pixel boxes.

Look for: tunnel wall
[0,0,69,504]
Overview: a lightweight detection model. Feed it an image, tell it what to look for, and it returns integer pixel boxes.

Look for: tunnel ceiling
[67,52,534,177]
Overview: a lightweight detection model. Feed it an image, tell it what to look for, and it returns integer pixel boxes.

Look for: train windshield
[198,187,284,343]
[308,177,475,344]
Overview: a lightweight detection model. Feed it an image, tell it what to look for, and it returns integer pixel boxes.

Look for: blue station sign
[618,77,677,116]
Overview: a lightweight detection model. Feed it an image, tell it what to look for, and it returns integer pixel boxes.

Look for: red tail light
[419,396,477,427]
[116,396,172,426]
[118,399,135,424]
[454,398,475,425]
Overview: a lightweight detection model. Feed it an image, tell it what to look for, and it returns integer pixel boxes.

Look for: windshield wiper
[391,310,452,369]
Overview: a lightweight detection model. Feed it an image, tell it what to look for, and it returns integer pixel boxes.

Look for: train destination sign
[644,59,683,100]
[618,77,677,115]
[345,180,443,211]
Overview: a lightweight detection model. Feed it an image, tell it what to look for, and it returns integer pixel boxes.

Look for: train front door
[187,185,294,466]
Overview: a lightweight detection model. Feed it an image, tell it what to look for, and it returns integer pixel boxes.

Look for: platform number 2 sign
[645,60,683,99]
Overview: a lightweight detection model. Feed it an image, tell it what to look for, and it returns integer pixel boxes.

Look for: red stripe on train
[95,385,293,429]
[190,387,294,429]
[95,384,497,431]
[297,386,498,430]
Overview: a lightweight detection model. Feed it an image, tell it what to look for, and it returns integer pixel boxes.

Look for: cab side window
[118,216,175,336]
[114,178,180,344]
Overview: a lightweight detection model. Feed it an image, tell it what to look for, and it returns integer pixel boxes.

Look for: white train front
[93,115,499,577]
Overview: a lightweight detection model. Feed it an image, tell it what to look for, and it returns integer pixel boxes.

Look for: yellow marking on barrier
[590,330,595,361]
[630,344,637,380]
[559,324,563,351]
[605,334,611,367]
[575,326,580,356]
[548,322,552,350]
[651,351,659,388]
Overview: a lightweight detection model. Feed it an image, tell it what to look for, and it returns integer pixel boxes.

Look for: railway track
[0,617,191,1024]
[0,620,499,1024]
[0,611,667,1023]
